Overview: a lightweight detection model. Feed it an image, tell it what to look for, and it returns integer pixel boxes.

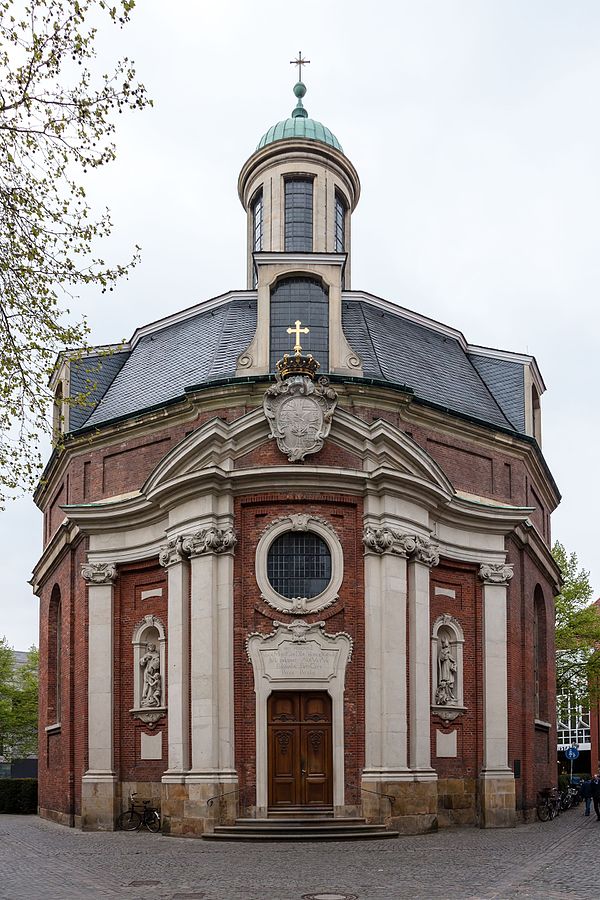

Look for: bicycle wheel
[145,810,161,833]
[117,809,142,831]
[537,801,550,821]
[549,801,559,820]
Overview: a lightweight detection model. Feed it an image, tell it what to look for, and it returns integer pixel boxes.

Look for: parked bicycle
[536,787,561,821]
[560,785,581,811]
[116,791,161,833]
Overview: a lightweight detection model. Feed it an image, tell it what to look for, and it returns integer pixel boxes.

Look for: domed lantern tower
[236,60,362,377]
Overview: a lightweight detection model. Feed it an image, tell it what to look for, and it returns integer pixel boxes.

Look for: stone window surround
[255,514,344,614]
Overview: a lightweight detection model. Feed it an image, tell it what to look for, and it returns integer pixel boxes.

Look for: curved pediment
[142,406,455,508]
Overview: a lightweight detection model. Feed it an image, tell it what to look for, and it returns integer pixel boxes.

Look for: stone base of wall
[361,778,438,834]
[38,806,74,828]
[437,777,477,827]
[479,773,516,828]
[81,775,118,831]
[161,779,238,837]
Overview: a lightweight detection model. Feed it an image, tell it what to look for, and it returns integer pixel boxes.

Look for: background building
[34,77,560,835]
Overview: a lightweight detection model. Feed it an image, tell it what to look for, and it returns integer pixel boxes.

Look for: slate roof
[69,292,527,436]
[80,299,256,429]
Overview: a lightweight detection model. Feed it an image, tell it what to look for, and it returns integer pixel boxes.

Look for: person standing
[591,774,600,820]
[580,777,593,816]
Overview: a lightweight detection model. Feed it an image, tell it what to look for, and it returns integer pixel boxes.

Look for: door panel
[268,691,332,809]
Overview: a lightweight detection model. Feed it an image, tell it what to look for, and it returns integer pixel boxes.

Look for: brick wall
[114,561,168,783]
[430,562,483,781]
[233,492,365,808]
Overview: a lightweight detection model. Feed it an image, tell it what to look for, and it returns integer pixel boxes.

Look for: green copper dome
[256,81,344,154]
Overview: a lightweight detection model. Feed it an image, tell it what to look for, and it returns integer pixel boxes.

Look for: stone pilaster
[478,562,516,828]
[159,538,190,779]
[362,527,411,780]
[407,537,439,779]
[361,527,439,834]
[81,561,118,831]
[179,526,238,835]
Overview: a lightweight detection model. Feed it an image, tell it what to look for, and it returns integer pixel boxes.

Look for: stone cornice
[81,562,117,585]
[478,563,514,585]
[34,377,560,516]
[30,520,81,595]
[511,520,561,593]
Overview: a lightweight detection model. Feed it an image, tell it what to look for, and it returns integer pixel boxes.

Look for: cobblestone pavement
[1,810,599,900]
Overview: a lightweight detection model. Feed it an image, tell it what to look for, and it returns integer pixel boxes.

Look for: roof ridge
[463,351,516,432]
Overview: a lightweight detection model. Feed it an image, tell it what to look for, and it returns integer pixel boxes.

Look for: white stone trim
[246,620,352,814]
[161,554,190,776]
[255,514,343,614]
[83,572,116,776]
[480,577,513,776]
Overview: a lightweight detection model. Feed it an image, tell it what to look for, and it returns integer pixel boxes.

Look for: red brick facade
[35,385,559,830]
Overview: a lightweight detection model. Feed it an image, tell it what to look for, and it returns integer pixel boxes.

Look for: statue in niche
[140,641,161,708]
[435,636,457,705]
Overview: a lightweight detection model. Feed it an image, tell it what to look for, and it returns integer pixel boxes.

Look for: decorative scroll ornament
[81,562,117,584]
[246,618,354,664]
[158,537,185,568]
[478,563,514,585]
[181,527,237,557]
[263,370,337,463]
[362,527,439,567]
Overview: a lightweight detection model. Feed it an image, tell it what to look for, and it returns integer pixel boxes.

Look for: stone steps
[202,817,399,842]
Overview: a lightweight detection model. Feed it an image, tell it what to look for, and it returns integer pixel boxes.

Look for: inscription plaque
[262,640,338,680]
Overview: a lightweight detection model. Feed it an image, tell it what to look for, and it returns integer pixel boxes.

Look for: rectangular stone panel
[436,729,457,758]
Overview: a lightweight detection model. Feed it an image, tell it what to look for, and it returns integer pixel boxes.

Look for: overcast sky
[2,0,599,649]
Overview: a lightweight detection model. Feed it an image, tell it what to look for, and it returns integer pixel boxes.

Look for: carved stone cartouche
[263,374,337,462]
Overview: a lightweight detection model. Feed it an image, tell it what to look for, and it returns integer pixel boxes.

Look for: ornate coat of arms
[263,354,338,462]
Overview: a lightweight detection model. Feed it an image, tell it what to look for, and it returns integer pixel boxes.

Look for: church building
[33,66,560,837]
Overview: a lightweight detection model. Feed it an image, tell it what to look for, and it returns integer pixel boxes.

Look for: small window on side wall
[334,191,346,252]
[252,189,263,252]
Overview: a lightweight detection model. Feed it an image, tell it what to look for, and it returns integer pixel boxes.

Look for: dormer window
[284,177,313,252]
[531,385,541,443]
[269,276,329,371]
[334,191,346,252]
[52,382,64,440]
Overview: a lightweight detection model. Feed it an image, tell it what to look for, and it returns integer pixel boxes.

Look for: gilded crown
[276,351,321,380]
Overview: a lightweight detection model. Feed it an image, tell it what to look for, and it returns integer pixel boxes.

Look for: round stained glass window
[267,531,332,599]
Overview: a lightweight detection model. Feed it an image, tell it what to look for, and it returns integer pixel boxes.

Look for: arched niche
[131,614,167,728]
[431,614,467,721]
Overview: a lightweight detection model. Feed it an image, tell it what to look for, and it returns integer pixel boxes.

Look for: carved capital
[159,537,186,568]
[362,526,409,556]
[411,536,440,568]
[181,526,237,557]
[478,563,514,585]
[81,562,117,585]
[363,527,439,566]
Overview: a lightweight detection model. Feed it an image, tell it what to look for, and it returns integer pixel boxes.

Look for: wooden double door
[267,691,333,810]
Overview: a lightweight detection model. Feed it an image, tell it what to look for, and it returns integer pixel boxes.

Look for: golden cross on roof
[290,51,310,82]
[287,319,309,355]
